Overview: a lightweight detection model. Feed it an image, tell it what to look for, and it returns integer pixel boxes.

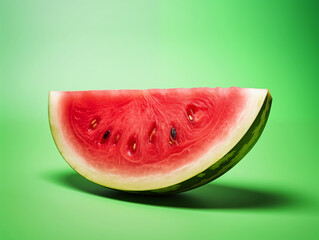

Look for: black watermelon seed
[171,127,176,139]
[103,130,110,139]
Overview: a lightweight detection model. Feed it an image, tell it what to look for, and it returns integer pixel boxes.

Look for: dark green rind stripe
[128,92,272,195]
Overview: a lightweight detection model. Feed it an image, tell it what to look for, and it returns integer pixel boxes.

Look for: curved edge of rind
[49,91,65,164]
[129,91,272,195]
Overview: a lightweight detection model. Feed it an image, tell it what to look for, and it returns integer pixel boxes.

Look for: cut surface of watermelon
[49,87,272,194]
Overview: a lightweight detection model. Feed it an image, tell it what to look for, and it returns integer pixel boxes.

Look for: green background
[1,0,318,239]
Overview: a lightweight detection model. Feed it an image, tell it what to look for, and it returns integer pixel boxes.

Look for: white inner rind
[49,88,268,191]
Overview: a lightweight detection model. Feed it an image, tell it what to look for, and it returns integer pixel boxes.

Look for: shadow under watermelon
[46,170,293,209]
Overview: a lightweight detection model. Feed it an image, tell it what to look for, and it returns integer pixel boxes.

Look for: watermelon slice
[49,87,272,194]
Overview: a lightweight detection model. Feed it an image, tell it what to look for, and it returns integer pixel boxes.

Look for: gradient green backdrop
[1,0,318,239]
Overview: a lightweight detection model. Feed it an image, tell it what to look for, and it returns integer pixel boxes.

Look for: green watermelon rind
[127,92,272,195]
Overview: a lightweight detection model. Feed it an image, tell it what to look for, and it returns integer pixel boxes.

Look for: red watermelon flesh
[49,87,271,193]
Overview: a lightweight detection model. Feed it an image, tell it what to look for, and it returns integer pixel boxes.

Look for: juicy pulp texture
[49,88,269,191]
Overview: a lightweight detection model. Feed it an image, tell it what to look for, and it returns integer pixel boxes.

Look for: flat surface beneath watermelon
[49,88,268,191]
